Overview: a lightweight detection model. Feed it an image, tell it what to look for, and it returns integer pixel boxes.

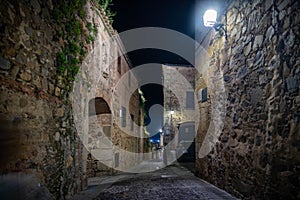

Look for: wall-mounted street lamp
[203,9,227,40]
[203,9,217,27]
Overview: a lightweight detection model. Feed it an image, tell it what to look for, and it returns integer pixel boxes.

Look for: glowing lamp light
[170,110,175,115]
[203,9,217,27]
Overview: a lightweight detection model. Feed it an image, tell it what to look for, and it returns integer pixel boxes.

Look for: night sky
[111,0,196,69]
[111,0,196,134]
[111,0,196,44]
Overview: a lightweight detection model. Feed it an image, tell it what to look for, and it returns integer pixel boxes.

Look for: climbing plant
[93,0,116,24]
[53,0,115,88]
[49,1,116,198]
[53,0,88,86]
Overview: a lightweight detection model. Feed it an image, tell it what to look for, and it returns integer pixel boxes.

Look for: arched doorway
[89,97,111,116]
[87,97,114,179]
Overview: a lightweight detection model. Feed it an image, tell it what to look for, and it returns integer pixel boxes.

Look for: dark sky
[111,0,196,41]
[111,0,196,66]
[111,0,196,134]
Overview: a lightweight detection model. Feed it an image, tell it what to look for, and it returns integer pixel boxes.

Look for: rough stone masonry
[195,0,300,199]
[0,0,147,199]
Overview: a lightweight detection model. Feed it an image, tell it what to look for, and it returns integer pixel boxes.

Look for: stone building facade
[0,0,147,198]
[195,0,300,199]
[80,18,146,178]
[162,64,196,149]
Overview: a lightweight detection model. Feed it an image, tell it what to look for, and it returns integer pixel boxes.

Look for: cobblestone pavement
[73,161,237,200]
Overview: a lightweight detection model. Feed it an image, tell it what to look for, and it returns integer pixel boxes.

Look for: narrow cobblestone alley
[1,0,299,199]
[73,161,236,200]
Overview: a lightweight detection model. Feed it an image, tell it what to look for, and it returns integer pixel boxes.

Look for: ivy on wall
[47,1,116,197]
[53,0,114,88]
[53,0,88,87]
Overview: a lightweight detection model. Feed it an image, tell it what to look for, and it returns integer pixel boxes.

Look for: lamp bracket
[213,23,228,40]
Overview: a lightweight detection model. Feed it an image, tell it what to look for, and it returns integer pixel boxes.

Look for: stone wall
[0,0,89,198]
[162,64,196,123]
[162,64,196,149]
[195,0,300,199]
[86,89,145,176]
[0,0,147,198]
[71,1,147,177]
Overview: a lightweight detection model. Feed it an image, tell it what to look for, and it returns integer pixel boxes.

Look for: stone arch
[88,97,111,116]
[87,97,114,178]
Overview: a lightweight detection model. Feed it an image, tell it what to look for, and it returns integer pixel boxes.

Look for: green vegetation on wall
[93,0,116,24]
[53,0,88,85]
[53,0,114,87]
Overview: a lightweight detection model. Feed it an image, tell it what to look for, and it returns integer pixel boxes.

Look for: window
[117,52,121,74]
[186,91,195,109]
[197,88,208,102]
[138,109,142,126]
[202,88,208,102]
[197,89,202,102]
[122,106,126,127]
[115,153,119,168]
[128,71,131,87]
[130,114,134,131]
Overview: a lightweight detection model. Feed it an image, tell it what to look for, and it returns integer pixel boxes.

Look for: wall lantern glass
[203,9,217,27]
[203,9,227,40]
